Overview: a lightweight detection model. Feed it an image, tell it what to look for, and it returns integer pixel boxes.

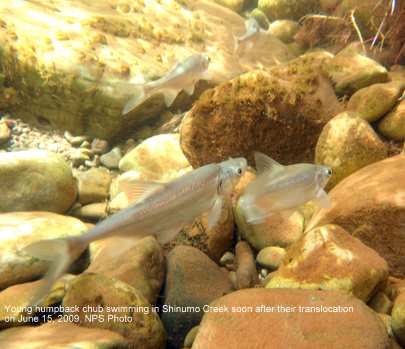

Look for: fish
[122,53,211,115]
[21,157,247,306]
[234,17,266,53]
[239,152,332,224]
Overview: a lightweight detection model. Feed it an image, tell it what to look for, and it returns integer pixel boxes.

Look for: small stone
[235,241,258,289]
[256,246,286,270]
[369,292,393,314]
[71,202,108,221]
[91,138,109,155]
[260,268,268,278]
[378,99,405,141]
[76,167,111,205]
[0,122,11,145]
[69,148,91,166]
[347,82,403,122]
[268,20,299,43]
[220,252,235,267]
[324,51,388,95]
[392,291,405,346]
[100,147,122,169]
[184,326,199,348]
[80,140,91,149]
[64,131,88,146]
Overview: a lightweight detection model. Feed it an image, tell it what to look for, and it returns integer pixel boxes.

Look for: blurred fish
[239,152,332,224]
[122,54,211,115]
[22,157,247,306]
[234,17,266,53]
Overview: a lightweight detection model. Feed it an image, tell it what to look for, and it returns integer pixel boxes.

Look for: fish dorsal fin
[119,180,163,204]
[254,152,284,175]
[163,89,178,107]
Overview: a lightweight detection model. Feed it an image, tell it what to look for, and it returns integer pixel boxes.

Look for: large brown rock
[162,246,233,348]
[0,322,129,349]
[63,273,166,349]
[315,111,388,189]
[87,236,165,304]
[266,225,389,301]
[0,150,77,213]
[307,155,405,278]
[0,212,88,290]
[192,288,389,349]
[180,52,342,167]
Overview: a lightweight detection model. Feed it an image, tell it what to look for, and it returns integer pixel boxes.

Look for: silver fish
[234,17,265,53]
[239,152,332,224]
[22,157,247,305]
[122,53,211,115]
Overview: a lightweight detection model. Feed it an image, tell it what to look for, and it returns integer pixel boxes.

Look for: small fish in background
[122,53,211,115]
[21,157,247,306]
[234,17,266,53]
[239,152,332,224]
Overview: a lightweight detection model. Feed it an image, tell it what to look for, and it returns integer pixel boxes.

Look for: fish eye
[237,168,242,175]
[326,168,332,176]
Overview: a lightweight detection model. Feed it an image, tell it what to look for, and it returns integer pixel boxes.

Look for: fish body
[239,152,332,224]
[234,18,265,53]
[22,157,247,305]
[122,53,210,115]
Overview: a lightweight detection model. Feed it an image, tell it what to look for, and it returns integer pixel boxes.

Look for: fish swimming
[22,157,247,306]
[234,17,266,53]
[239,152,332,224]
[122,53,211,115]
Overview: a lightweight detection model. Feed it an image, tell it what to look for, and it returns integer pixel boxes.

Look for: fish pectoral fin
[162,89,178,107]
[183,84,196,95]
[207,196,223,230]
[254,152,284,175]
[314,190,331,209]
[119,180,164,204]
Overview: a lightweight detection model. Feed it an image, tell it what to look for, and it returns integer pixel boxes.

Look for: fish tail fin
[22,237,87,306]
[122,84,147,115]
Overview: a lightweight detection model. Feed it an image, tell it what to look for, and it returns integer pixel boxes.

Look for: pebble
[91,138,109,155]
[0,122,11,145]
[184,326,199,348]
[235,241,258,289]
[220,252,235,268]
[71,202,108,221]
[256,246,286,270]
[100,147,122,169]
[64,131,88,146]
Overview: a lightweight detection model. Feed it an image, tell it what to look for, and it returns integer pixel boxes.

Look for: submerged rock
[0,322,129,349]
[256,246,286,270]
[378,100,405,141]
[100,147,122,169]
[266,225,389,301]
[76,167,111,205]
[0,150,77,213]
[87,236,165,304]
[119,134,191,181]
[0,121,11,145]
[315,112,387,189]
[162,246,232,348]
[235,200,304,250]
[0,0,247,139]
[268,20,299,43]
[234,241,258,289]
[63,273,166,349]
[347,82,403,122]
[258,0,320,20]
[324,52,388,95]
[307,154,405,278]
[392,291,405,346]
[0,212,88,290]
[181,53,341,167]
[193,288,389,349]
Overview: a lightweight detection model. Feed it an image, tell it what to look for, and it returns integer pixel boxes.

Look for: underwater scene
[0,0,405,348]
